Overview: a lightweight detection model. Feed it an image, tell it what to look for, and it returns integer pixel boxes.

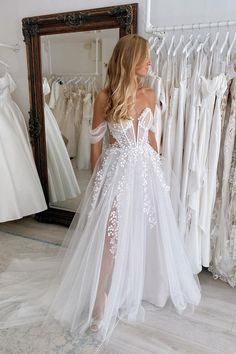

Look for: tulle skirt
[0,143,201,348]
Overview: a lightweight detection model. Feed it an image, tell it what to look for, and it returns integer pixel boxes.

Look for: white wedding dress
[0,106,201,348]
[0,72,47,222]
[43,78,81,203]
[77,92,93,169]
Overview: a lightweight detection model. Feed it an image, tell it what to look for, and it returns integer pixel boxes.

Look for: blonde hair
[104,34,148,123]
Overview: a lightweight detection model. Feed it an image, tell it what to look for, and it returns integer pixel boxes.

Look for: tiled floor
[0,218,235,354]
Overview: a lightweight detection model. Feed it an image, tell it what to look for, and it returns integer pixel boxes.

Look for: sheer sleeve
[90,121,108,144]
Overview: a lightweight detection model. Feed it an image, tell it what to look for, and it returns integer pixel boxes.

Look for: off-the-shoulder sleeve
[90,121,107,144]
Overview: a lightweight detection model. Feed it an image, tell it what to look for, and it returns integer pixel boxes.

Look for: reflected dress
[43,78,81,203]
[0,105,201,345]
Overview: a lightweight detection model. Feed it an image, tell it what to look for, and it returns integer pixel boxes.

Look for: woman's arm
[148,130,158,153]
[146,88,159,153]
[90,90,107,172]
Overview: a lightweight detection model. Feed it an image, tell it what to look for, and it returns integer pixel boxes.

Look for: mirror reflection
[41,29,119,211]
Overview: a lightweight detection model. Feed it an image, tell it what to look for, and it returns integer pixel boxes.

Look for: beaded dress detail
[0,105,201,346]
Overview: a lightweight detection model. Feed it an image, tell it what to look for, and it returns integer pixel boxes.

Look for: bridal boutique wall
[1,0,236,117]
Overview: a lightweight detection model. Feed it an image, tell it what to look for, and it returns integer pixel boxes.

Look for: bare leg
[91,199,118,328]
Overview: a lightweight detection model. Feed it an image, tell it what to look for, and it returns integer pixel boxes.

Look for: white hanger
[210,31,219,52]
[226,31,236,65]
[148,35,154,45]
[196,32,210,52]
[67,76,78,84]
[148,34,159,51]
[186,34,201,58]
[150,36,159,51]
[84,77,92,92]
[0,43,19,52]
[173,35,184,57]
[84,77,91,85]
[56,75,62,81]
[0,59,10,69]
[75,77,83,84]
[220,31,230,54]
[182,34,193,54]
[155,33,167,56]
[167,34,175,56]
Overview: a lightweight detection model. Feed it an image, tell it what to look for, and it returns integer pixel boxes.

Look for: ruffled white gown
[0,72,47,222]
[0,106,201,347]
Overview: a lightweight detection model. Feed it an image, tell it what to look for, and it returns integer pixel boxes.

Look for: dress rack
[145,0,236,34]
[50,73,101,77]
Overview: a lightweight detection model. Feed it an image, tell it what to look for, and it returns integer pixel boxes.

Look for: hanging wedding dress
[161,52,173,179]
[49,79,63,112]
[180,49,204,274]
[53,83,68,128]
[147,52,166,151]
[172,55,187,193]
[147,35,235,285]
[197,73,227,267]
[201,73,227,266]
[74,88,83,144]
[77,92,93,169]
[164,56,179,182]
[0,72,47,222]
[0,105,201,348]
[43,78,81,203]
[60,83,78,158]
[209,78,236,286]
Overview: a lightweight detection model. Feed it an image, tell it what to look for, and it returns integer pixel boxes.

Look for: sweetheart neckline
[107,106,153,128]
[122,106,153,143]
[130,106,153,122]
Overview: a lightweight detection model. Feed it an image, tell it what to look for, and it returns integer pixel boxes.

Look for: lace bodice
[90,106,157,148]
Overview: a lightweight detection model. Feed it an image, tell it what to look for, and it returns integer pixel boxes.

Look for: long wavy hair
[104,34,148,123]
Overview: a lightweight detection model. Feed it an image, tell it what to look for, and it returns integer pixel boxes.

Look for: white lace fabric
[210,77,236,286]
[0,105,201,347]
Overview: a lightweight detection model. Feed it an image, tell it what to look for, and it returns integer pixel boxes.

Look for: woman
[0,34,201,349]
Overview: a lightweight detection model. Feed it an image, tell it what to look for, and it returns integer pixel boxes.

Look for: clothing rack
[145,0,236,34]
[50,73,101,77]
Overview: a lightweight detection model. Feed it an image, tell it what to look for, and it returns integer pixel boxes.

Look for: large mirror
[22,4,138,225]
